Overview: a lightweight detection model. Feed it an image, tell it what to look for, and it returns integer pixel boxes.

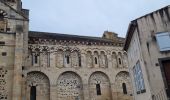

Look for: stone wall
[23,40,133,100]
[125,5,170,100]
[0,1,29,100]
[0,1,133,100]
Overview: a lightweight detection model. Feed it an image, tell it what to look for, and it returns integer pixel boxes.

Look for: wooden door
[163,60,170,97]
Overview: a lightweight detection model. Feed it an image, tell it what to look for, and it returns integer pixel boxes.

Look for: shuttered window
[156,32,170,51]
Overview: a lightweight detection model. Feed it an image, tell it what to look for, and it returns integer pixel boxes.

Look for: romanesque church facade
[0,0,133,100]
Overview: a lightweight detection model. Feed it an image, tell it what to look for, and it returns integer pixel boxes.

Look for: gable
[0,1,28,21]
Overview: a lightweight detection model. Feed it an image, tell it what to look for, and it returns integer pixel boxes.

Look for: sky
[22,0,170,37]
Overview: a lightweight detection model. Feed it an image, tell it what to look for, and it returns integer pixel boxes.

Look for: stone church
[0,0,133,100]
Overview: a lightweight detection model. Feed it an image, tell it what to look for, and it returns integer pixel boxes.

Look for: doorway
[30,86,36,100]
[162,60,170,97]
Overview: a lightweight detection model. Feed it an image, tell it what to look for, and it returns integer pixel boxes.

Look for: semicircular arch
[56,71,84,100]
[115,71,132,95]
[89,71,112,100]
[26,71,50,100]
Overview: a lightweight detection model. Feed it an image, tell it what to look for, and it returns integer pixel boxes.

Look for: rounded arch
[89,71,112,100]
[89,71,111,83]
[100,50,107,55]
[87,50,92,54]
[118,52,122,55]
[115,71,130,81]
[71,50,81,67]
[71,47,81,53]
[56,46,64,52]
[112,52,117,57]
[25,68,51,81]
[93,51,99,67]
[63,46,72,52]
[85,48,93,54]
[100,51,108,68]
[112,52,118,68]
[57,71,84,100]
[55,49,64,68]
[26,71,50,100]
[115,71,132,96]
[27,71,50,84]
[112,50,117,55]
[86,51,93,68]
[57,71,82,82]
[93,50,99,54]
[117,52,123,66]
[123,51,127,55]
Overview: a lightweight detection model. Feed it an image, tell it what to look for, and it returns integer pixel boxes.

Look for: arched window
[34,55,38,64]
[30,86,36,100]
[66,56,70,64]
[95,57,98,64]
[122,83,127,94]
[96,84,101,95]
[79,56,81,67]
[119,58,122,65]
[32,54,39,65]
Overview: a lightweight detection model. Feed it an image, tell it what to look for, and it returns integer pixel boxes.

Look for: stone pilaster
[83,83,90,100]
[81,53,86,68]
[107,54,112,68]
[50,52,56,68]
[50,85,57,100]
[12,32,24,100]
[111,83,118,100]
[21,76,26,100]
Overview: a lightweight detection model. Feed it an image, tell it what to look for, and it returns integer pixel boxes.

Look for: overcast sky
[22,0,170,37]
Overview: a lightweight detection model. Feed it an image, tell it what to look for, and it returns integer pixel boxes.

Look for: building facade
[124,6,170,100]
[0,0,133,100]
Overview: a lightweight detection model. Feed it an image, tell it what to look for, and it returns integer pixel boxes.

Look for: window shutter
[156,32,170,51]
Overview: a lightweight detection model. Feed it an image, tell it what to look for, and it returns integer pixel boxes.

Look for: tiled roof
[29,31,114,43]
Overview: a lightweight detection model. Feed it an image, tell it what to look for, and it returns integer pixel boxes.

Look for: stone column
[99,55,102,68]
[50,85,57,100]
[111,83,118,100]
[81,53,86,68]
[123,54,128,68]
[21,76,26,100]
[83,83,90,100]
[50,52,56,68]
[91,54,94,68]
[107,54,112,68]
[12,32,24,100]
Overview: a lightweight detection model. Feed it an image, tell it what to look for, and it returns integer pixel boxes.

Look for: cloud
[22,0,170,37]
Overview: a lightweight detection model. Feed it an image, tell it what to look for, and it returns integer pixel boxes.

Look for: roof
[123,22,136,51]
[28,31,115,43]
[123,5,170,51]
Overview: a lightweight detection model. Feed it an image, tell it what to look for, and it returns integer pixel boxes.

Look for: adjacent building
[0,0,133,100]
[124,5,170,100]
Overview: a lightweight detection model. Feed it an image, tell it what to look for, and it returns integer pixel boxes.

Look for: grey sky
[22,0,170,37]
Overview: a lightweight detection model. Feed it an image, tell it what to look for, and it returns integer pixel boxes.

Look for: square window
[156,32,170,51]
[2,52,7,56]
[0,41,5,46]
